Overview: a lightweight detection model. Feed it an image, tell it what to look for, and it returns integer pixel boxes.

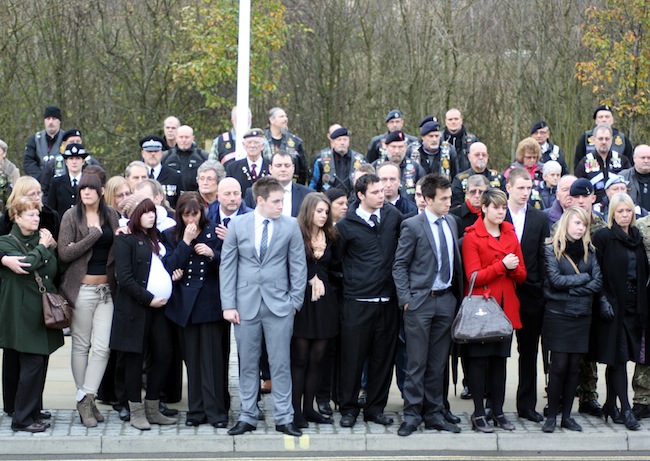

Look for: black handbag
[451,271,513,343]
[11,235,71,329]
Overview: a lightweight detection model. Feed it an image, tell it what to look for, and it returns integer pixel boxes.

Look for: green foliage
[576,1,650,119]
[173,0,288,113]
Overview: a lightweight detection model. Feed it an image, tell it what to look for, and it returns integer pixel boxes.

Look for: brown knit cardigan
[57,205,119,308]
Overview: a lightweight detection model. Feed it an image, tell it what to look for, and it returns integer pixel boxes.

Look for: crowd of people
[0,102,648,440]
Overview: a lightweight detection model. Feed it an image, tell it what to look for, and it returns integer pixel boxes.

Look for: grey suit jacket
[219,212,307,320]
[393,212,463,310]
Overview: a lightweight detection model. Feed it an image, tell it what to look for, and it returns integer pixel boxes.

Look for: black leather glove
[599,295,614,322]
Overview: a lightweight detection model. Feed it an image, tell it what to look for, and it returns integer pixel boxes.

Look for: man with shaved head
[443,108,479,172]
[162,124,208,192]
[163,116,181,151]
[450,142,505,207]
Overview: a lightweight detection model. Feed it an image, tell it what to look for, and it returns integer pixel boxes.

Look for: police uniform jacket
[41,156,102,203]
[161,223,223,327]
[162,145,209,192]
[154,165,183,209]
[47,174,79,218]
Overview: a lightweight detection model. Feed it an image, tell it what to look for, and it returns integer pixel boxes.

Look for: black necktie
[149,168,155,179]
[436,218,451,284]
[369,214,379,227]
[260,219,269,260]
[223,217,230,228]
[72,178,77,189]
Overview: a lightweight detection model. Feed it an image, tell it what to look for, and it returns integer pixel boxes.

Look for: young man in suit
[505,167,550,422]
[393,173,464,436]
[220,176,307,437]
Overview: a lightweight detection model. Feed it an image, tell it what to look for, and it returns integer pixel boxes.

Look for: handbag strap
[467,271,479,295]
[10,234,46,293]
[563,254,581,274]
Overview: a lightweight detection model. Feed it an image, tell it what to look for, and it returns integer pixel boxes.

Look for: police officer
[140,135,183,209]
[367,110,418,164]
[209,106,252,168]
[530,121,569,175]
[47,143,87,218]
[310,126,367,194]
[442,108,479,172]
[574,124,631,203]
[371,130,424,202]
[416,119,459,180]
[574,104,633,169]
[263,107,308,185]
[451,142,505,207]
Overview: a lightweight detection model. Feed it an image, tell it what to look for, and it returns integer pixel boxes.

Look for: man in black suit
[244,151,312,217]
[47,143,87,218]
[226,128,270,195]
[393,174,463,436]
[140,135,183,208]
[505,167,550,423]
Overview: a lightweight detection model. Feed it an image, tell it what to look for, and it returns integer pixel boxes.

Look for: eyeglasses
[468,189,486,196]
[197,176,217,183]
[115,191,131,199]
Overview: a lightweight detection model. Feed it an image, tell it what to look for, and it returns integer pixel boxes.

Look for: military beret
[62,129,82,142]
[330,127,349,139]
[385,110,403,123]
[420,121,441,136]
[385,131,406,145]
[140,135,165,152]
[569,178,594,196]
[593,104,612,119]
[530,121,549,135]
[243,128,264,139]
[62,143,88,159]
[604,174,629,190]
[419,115,438,128]
[43,105,62,120]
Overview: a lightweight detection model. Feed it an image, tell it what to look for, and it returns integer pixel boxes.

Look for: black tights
[605,364,631,412]
[291,337,328,421]
[469,356,506,417]
[546,351,581,420]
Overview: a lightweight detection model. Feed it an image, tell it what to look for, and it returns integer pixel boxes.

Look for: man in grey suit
[220,177,307,436]
[393,173,464,436]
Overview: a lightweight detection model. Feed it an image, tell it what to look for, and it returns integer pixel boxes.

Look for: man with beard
[367,110,418,164]
[443,109,479,172]
[451,142,505,207]
[574,105,633,169]
[162,125,209,192]
[24,105,65,179]
[372,131,425,202]
[263,107,308,185]
[310,125,368,194]
[417,120,459,180]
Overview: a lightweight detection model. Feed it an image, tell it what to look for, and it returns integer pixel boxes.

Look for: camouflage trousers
[576,358,598,403]
[633,363,650,405]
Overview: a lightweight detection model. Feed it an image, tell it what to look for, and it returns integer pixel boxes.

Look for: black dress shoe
[276,423,302,436]
[365,413,393,425]
[623,409,641,431]
[212,421,228,429]
[118,406,130,421]
[228,421,256,435]
[425,417,461,433]
[304,411,332,424]
[541,417,556,433]
[578,399,603,417]
[317,401,334,416]
[40,411,52,419]
[185,417,207,427]
[561,417,582,432]
[159,401,178,416]
[293,416,309,428]
[442,408,461,424]
[397,421,418,436]
[12,422,46,433]
[518,409,543,422]
[340,414,357,427]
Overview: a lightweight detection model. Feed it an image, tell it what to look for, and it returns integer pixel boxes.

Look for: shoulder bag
[451,271,513,343]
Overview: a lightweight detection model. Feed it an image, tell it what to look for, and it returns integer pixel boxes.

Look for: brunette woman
[109,198,176,430]
[592,193,649,431]
[541,207,603,432]
[461,189,527,433]
[161,192,229,428]
[58,173,119,427]
[292,193,339,427]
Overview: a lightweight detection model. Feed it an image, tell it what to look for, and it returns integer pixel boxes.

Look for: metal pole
[235,0,251,160]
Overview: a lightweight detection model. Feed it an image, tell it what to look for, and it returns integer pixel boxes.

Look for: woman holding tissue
[291,193,339,428]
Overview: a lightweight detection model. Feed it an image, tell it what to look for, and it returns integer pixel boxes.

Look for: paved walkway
[1,335,648,455]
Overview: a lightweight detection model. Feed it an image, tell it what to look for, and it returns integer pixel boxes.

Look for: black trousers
[11,350,48,428]
[339,298,399,419]
[515,292,545,413]
[181,321,230,423]
[3,349,46,415]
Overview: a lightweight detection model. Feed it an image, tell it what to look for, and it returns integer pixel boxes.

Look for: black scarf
[611,221,643,248]
[565,238,585,265]
[443,126,467,153]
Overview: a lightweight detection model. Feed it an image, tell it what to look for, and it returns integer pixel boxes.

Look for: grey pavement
[0,333,648,455]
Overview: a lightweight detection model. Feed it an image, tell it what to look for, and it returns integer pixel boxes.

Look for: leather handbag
[11,235,72,329]
[451,271,513,343]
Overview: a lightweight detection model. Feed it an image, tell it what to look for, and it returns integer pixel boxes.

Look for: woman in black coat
[541,207,602,433]
[592,193,649,431]
[161,192,229,428]
[109,198,176,431]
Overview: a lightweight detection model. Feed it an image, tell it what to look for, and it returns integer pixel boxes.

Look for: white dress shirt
[508,204,527,242]
[254,210,274,257]
[425,208,454,289]
[282,183,292,216]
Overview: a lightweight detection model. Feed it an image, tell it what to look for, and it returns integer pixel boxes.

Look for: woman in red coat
[461,189,527,433]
